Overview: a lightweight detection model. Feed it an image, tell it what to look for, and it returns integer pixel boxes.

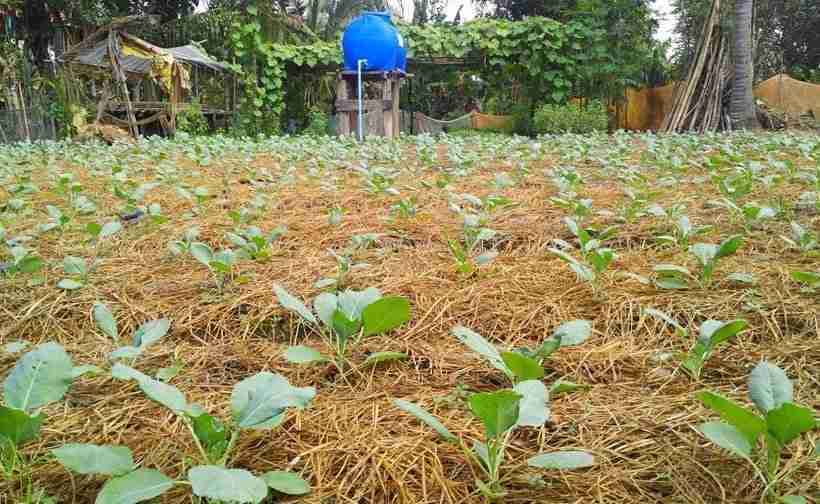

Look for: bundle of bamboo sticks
[661,0,732,133]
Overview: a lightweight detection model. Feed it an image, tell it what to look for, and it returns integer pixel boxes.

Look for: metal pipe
[357,58,367,141]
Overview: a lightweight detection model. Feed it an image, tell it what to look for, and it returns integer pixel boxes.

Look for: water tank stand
[335,70,411,139]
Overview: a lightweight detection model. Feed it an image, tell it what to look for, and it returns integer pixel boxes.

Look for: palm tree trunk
[730,0,759,129]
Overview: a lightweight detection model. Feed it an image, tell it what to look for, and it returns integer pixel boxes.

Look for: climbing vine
[227,13,655,132]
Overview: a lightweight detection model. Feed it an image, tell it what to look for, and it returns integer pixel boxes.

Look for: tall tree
[729,0,759,128]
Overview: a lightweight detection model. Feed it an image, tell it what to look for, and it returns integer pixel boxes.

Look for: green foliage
[302,107,331,136]
[176,98,209,136]
[276,285,411,369]
[695,361,817,501]
[533,101,608,135]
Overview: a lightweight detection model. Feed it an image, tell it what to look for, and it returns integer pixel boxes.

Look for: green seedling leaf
[93,303,118,340]
[452,325,509,376]
[111,364,189,414]
[231,372,315,429]
[57,278,84,290]
[99,221,122,239]
[17,256,43,274]
[86,222,102,237]
[550,380,590,396]
[284,346,326,364]
[500,352,544,381]
[0,406,44,445]
[337,288,382,321]
[63,256,87,275]
[109,346,142,360]
[188,465,268,503]
[3,341,29,354]
[261,470,311,496]
[716,235,743,259]
[704,319,747,346]
[527,450,595,469]
[52,443,134,476]
[535,338,561,359]
[362,351,407,367]
[696,391,765,445]
[765,403,815,446]
[331,310,361,342]
[313,292,338,326]
[132,319,170,348]
[698,421,752,457]
[3,342,73,411]
[95,468,174,504]
[748,361,793,414]
[726,272,755,284]
[468,390,522,438]
[791,271,820,287]
[393,399,456,442]
[361,296,411,336]
[514,379,549,427]
[156,363,183,382]
[190,243,214,267]
[553,320,592,346]
[780,497,807,504]
[472,440,491,472]
[273,284,316,324]
[71,364,103,378]
[190,412,228,456]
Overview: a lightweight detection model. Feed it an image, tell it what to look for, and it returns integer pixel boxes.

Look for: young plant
[37,205,70,234]
[780,222,817,254]
[92,302,171,362]
[395,390,594,498]
[57,256,90,290]
[0,246,44,280]
[645,309,747,379]
[58,366,315,502]
[167,226,200,256]
[190,243,238,292]
[1,343,98,477]
[790,271,820,292]
[654,235,743,289]
[276,284,411,370]
[548,218,617,294]
[656,215,713,250]
[226,225,285,262]
[695,361,817,502]
[390,197,418,219]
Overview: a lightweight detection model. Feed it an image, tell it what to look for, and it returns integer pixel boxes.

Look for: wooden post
[391,78,400,137]
[381,79,393,137]
[336,78,350,136]
[107,30,139,138]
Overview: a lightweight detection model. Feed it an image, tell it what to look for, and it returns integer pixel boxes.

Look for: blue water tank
[342,12,407,72]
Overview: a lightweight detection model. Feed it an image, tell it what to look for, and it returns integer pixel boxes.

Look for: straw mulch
[1,133,818,503]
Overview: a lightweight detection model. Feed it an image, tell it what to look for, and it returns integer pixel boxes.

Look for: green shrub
[303,107,330,136]
[533,100,608,135]
[177,98,209,136]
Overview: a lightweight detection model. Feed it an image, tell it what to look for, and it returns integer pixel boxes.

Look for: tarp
[618,74,820,130]
[413,111,514,134]
[754,74,820,122]
[74,37,229,75]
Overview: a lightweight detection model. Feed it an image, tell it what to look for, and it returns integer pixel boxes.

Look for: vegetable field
[1,131,818,503]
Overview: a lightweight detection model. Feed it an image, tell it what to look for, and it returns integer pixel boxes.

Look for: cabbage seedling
[1,343,99,472]
[394,391,594,499]
[452,322,591,426]
[105,365,314,501]
[0,246,43,278]
[695,361,817,502]
[656,215,713,250]
[276,285,411,370]
[93,303,171,363]
[548,219,617,294]
[645,309,747,379]
[781,223,817,254]
[226,225,285,262]
[168,226,200,256]
[57,256,89,290]
[790,271,820,291]
[190,243,238,292]
[654,235,743,289]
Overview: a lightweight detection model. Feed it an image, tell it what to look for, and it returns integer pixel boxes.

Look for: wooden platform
[107,101,230,115]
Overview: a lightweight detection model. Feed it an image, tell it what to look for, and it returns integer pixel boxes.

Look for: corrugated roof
[74,39,230,74]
